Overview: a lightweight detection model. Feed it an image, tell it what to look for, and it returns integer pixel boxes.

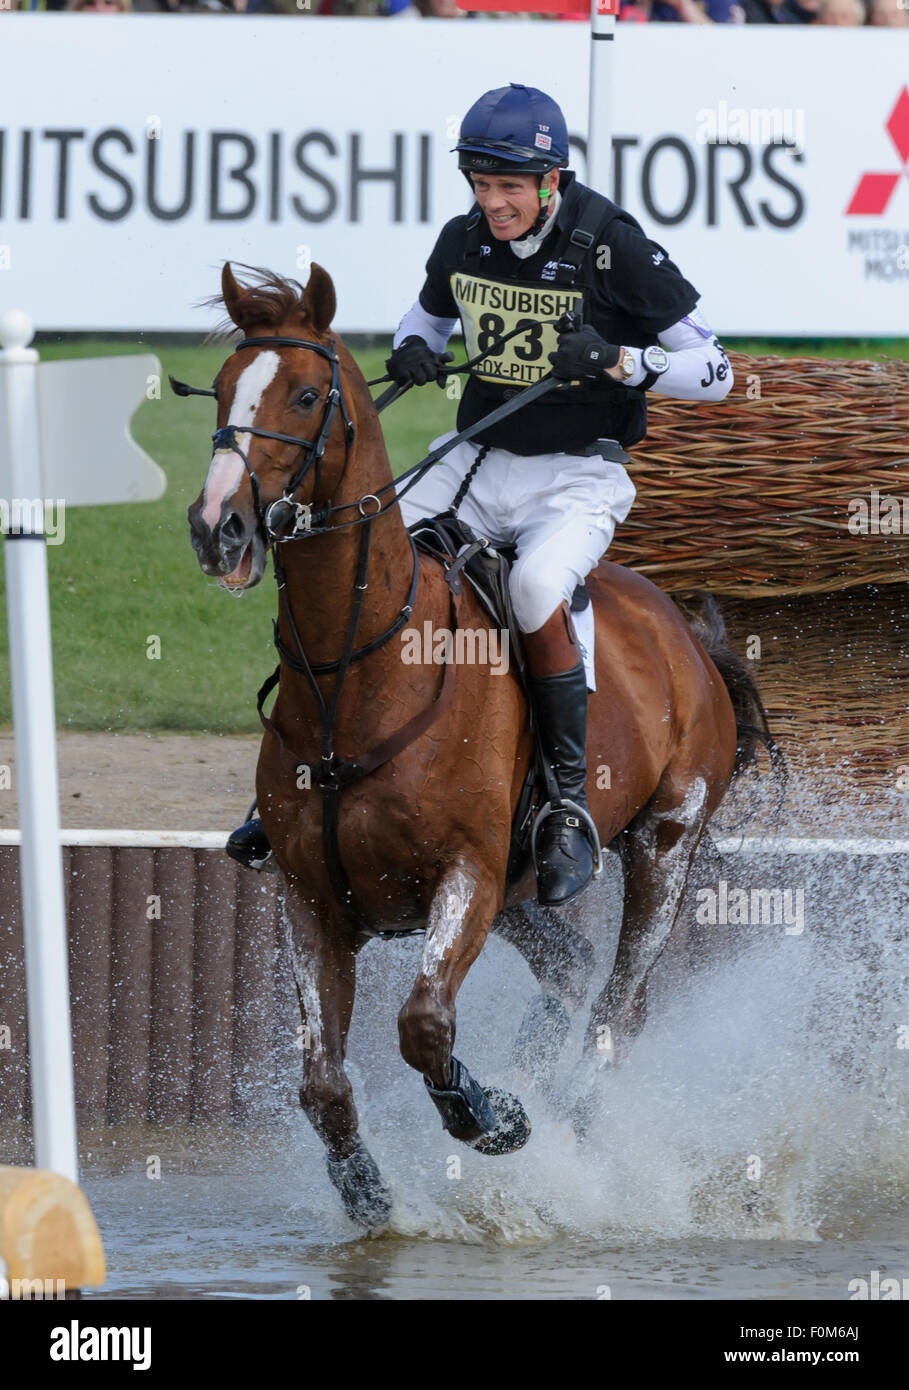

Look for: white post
[0,310,79,1184]
[587,0,617,196]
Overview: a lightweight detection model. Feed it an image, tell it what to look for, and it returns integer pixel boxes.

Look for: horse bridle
[173,331,455,544]
[170,334,363,544]
[170,333,421,679]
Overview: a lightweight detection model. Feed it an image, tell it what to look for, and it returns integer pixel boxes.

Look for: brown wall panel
[108,848,155,1122]
[67,847,113,1120]
[0,845,296,1125]
[149,849,196,1122]
[231,872,279,1122]
[191,852,237,1121]
[272,900,302,1115]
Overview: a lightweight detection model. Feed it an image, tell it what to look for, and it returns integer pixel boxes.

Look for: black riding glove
[386,335,453,388]
[547,324,621,381]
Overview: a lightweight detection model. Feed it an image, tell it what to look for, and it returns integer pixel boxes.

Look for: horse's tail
[676,593,788,801]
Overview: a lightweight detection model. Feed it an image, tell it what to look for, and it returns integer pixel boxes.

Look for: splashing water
[75,843,908,1298]
[349,848,908,1250]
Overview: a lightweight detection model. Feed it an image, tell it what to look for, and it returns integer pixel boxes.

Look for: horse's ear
[221,261,247,329]
[300,263,336,335]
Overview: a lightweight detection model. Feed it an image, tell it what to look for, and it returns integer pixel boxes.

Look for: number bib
[449,272,584,387]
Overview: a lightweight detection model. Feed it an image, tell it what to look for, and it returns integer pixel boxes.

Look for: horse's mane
[198,263,308,343]
[199,261,386,451]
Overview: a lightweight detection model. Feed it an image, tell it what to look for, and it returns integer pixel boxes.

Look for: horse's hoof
[326,1140,392,1230]
[472,1088,532,1156]
[425,1057,530,1154]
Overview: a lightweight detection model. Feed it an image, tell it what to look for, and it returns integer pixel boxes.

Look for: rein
[363,314,570,391]
[169,332,567,545]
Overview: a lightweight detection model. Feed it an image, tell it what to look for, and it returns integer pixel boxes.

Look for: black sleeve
[416,215,466,320]
[598,214,699,335]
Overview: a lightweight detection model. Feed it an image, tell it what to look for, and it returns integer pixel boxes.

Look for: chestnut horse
[185,262,772,1228]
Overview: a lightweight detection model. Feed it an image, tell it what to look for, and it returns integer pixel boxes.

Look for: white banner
[1,16,907,335]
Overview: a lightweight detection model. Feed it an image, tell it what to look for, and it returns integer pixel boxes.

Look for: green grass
[727,339,909,362]
[1,335,905,734]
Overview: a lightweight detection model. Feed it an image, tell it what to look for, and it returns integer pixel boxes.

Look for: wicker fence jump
[614,353,909,597]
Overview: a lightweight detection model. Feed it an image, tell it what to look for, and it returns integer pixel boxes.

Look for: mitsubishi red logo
[846,86,909,216]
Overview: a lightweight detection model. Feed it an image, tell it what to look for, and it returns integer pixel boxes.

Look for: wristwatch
[640,344,670,391]
[618,348,636,381]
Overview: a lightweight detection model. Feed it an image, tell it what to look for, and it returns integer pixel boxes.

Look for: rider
[228,82,733,908]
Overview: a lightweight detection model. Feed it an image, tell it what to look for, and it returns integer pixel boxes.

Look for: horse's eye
[297,389,319,409]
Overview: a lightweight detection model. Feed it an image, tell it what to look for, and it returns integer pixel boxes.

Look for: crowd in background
[6,0,907,22]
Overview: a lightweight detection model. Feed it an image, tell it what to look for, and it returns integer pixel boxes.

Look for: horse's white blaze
[200,351,281,530]
[200,452,244,532]
[421,868,473,977]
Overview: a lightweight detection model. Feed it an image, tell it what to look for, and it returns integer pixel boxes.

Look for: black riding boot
[226,814,276,872]
[527,660,597,907]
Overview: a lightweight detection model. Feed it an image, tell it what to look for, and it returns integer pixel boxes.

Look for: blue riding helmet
[454,84,570,177]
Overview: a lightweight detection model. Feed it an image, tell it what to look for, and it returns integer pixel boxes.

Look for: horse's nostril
[221,512,245,545]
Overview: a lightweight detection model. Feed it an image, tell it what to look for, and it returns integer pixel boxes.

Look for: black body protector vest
[450,186,648,457]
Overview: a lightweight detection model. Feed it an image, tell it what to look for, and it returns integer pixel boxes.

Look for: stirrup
[530,799,603,878]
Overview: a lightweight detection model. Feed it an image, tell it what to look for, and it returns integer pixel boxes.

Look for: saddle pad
[572,598,596,694]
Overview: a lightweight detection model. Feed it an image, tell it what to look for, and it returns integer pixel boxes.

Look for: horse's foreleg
[585,775,710,1064]
[398,861,531,1156]
[282,876,391,1228]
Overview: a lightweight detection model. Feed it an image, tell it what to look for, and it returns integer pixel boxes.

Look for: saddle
[408,510,591,886]
[410,510,517,626]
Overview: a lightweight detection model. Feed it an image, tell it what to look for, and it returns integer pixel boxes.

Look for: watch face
[643,345,670,374]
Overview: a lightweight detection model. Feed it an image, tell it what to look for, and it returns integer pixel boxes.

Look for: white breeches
[396,433,636,633]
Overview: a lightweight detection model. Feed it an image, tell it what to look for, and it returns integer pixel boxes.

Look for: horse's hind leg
[584,773,712,1065]
[282,875,391,1229]
[494,900,595,1087]
[398,860,532,1156]
[495,900,595,1008]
